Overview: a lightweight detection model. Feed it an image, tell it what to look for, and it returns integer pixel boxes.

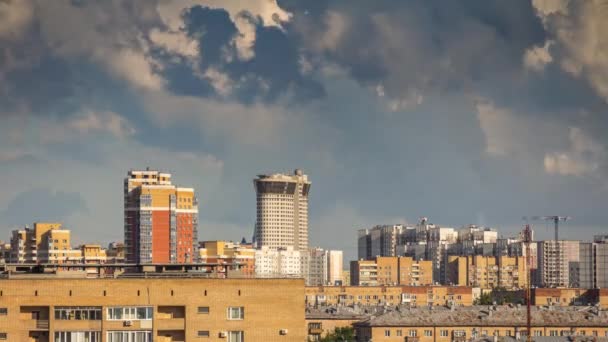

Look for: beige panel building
[445,255,527,290]
[0,277,305,342]
[352,257,432,286]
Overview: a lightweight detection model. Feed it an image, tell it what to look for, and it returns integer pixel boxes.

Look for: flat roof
[355,305,607,327]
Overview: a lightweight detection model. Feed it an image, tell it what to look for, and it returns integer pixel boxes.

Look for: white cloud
[157,0,291,32]
[524,40,554,71]
[544,127,605,176]
[232,13,257,61]
[0,0,33,40]
[476,100,523,156]
[155,0,292,63]
[532,0,570,17]
[104,48,164,91]
[532,0,608,102]
[149,28,199,59]
[203,68,234,96]
[68,110,136,139]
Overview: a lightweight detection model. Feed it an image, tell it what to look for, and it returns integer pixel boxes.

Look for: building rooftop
[355,305,607,327]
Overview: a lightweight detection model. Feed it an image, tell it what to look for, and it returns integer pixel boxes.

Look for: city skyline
[2,0,608,265]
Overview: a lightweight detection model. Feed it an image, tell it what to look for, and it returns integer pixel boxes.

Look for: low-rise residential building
[354,306,608,342]
[200,241,256,277]
[532,288,600,306]
[351,257,432,286]
[305,286,476,307]
[350,260,378,286]
[0,277,305,341]
[445,255,527,290]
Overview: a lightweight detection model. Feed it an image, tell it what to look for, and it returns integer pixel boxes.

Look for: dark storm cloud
[288,0,547,99]
[161,5,325,103]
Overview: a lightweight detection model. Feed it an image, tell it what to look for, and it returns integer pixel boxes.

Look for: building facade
[355,306,608,342]
[253,170,310,252]
[254,246,307,278]
[124,169,198,264]
[199,241,256,277]
[0,277,305,341]
[445,255,527,290]
[537,240,580,288]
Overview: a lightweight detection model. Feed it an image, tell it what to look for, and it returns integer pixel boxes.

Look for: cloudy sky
[1,0,608,262]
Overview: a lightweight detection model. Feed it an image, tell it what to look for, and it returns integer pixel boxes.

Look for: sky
[1,0,608,263]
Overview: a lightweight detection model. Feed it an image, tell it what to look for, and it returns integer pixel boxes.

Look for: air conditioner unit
[280,329,288,335]
[219,331,227,338]
[123,320,133,327]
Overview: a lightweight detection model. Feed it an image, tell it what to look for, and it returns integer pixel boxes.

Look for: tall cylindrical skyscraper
[254,169,311,252]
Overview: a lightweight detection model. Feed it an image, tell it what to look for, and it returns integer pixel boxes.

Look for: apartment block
[578,237,608,289]
[355,306,608,342]
[0,277,305,341]
[308,248,329,286]
[9,223,82,264]
[357,225,406,260]
[304,286,475,307]
[445,255,526,290]
[350,260,377,286]
[254,246,307,278]
[538,240,580,288]
[199,241,255,277]
[124,169,199,264]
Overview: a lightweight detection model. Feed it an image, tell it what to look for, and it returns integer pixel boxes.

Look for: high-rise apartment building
[328,250,343,285]
[253,169,310,252]
[578,235,608,289]
[124,169,198,264]
[306,248,344,286]
[537,240,580,288]
[357,225,406,259]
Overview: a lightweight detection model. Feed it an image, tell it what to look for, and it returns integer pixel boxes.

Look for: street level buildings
[124,169,198,264]
[253,170,310,252]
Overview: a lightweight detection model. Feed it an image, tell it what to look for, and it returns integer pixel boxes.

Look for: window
[454,330,466,337]
[424,330,433,337]
[0,308,6,315]
[197,306,210,314]
[198,331,210,337]
[106,307,152,320]
[227,307,244,320]
[409,330,417,337]
[384,330,390,337]
[228,331,244,342]
[55,331,101,342]
[0,333,5,340]
[549,330,558,336]
[55,307,101,320]
[440,330,449,337]
[107,331,152,342]
[308,323,321,329]
[396,330,402,337]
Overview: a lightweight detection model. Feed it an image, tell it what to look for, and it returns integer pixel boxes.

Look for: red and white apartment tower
[124,169,198,264]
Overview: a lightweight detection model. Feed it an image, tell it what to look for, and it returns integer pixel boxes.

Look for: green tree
[474,292,493,305]
[320,327,355,342]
